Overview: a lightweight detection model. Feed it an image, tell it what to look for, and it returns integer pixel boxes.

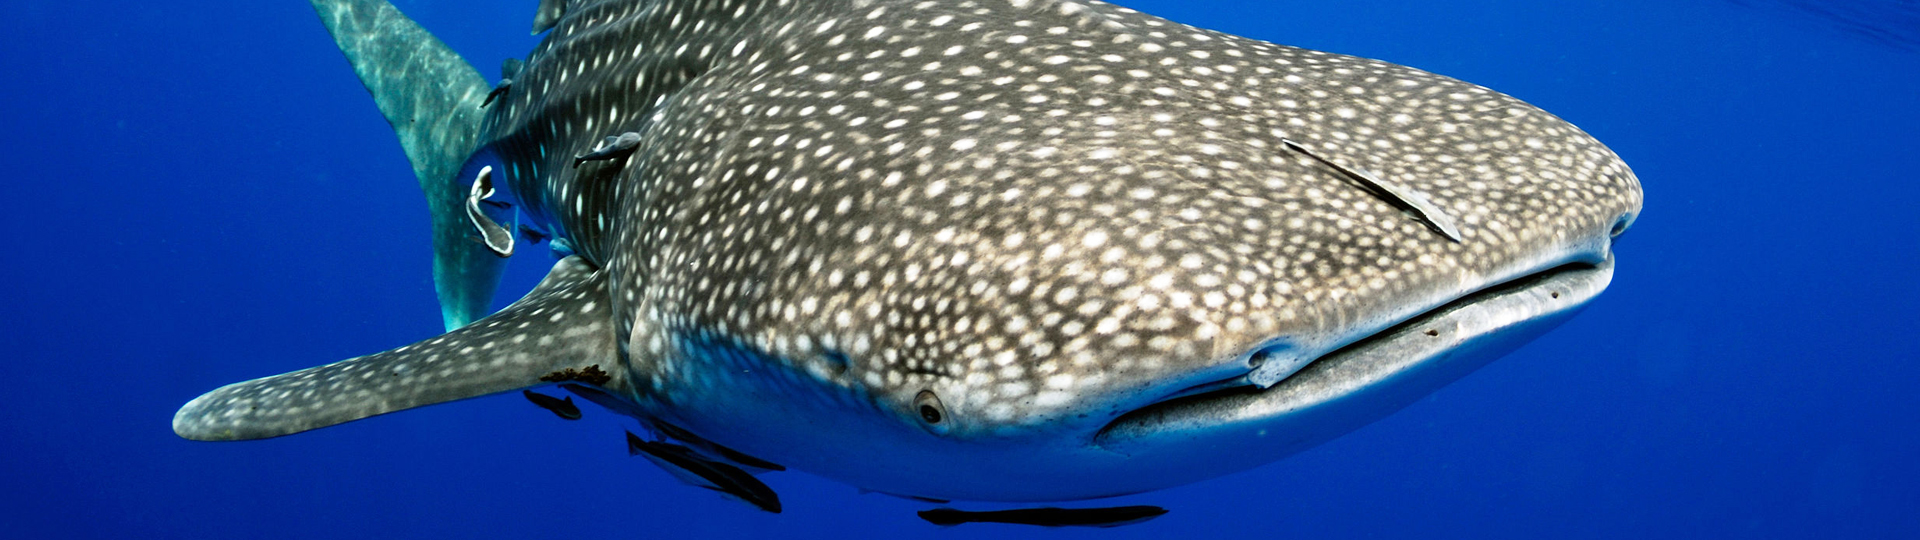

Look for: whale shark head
[497,0,1644,501]
[175,0,1640,507]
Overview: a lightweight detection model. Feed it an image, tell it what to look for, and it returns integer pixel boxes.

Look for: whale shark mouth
[1093,257,1615,455]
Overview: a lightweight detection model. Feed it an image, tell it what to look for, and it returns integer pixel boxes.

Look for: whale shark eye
[914,390,947,428]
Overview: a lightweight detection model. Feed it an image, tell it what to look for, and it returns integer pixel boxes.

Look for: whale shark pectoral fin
[309,0,505,330]
[532,0,569,35]
[172,256,618,441]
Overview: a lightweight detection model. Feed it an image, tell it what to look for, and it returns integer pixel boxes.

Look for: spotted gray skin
[176,0,1642,504]
[175,256,616,441]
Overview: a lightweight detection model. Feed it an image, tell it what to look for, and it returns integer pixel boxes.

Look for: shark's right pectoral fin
[173,256,619,441]
[309,0,506,331]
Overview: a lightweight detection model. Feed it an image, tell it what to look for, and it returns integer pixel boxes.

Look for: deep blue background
[3,0,1916,537]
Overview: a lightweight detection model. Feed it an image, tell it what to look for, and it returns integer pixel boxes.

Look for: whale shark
[175,0,1643,511]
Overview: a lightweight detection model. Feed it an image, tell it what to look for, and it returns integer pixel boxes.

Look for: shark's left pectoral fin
[173,256,618,441]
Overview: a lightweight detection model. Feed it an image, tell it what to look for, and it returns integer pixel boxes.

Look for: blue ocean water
[3,0,1916,537]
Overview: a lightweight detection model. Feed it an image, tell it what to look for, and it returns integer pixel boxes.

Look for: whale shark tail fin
[173,257,621,441]
[310,0,506,330]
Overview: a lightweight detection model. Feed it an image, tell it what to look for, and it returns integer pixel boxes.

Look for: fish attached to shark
[175,0,1642,518]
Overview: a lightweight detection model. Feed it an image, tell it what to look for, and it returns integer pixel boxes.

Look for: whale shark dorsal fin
[172,256,619,441]
[532,0,569,35]
[309,0,506,330]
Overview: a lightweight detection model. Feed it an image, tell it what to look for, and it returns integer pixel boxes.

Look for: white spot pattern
[475,0,1641,433]
[183,0,1640,453]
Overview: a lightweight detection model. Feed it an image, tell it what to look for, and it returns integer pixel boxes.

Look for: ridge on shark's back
[176,0,1642,509]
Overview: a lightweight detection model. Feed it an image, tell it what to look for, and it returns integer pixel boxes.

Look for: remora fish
[175,0,1642,509]
[626,431,783,513]
[919,506,1169,527]
[521,390,582,420]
